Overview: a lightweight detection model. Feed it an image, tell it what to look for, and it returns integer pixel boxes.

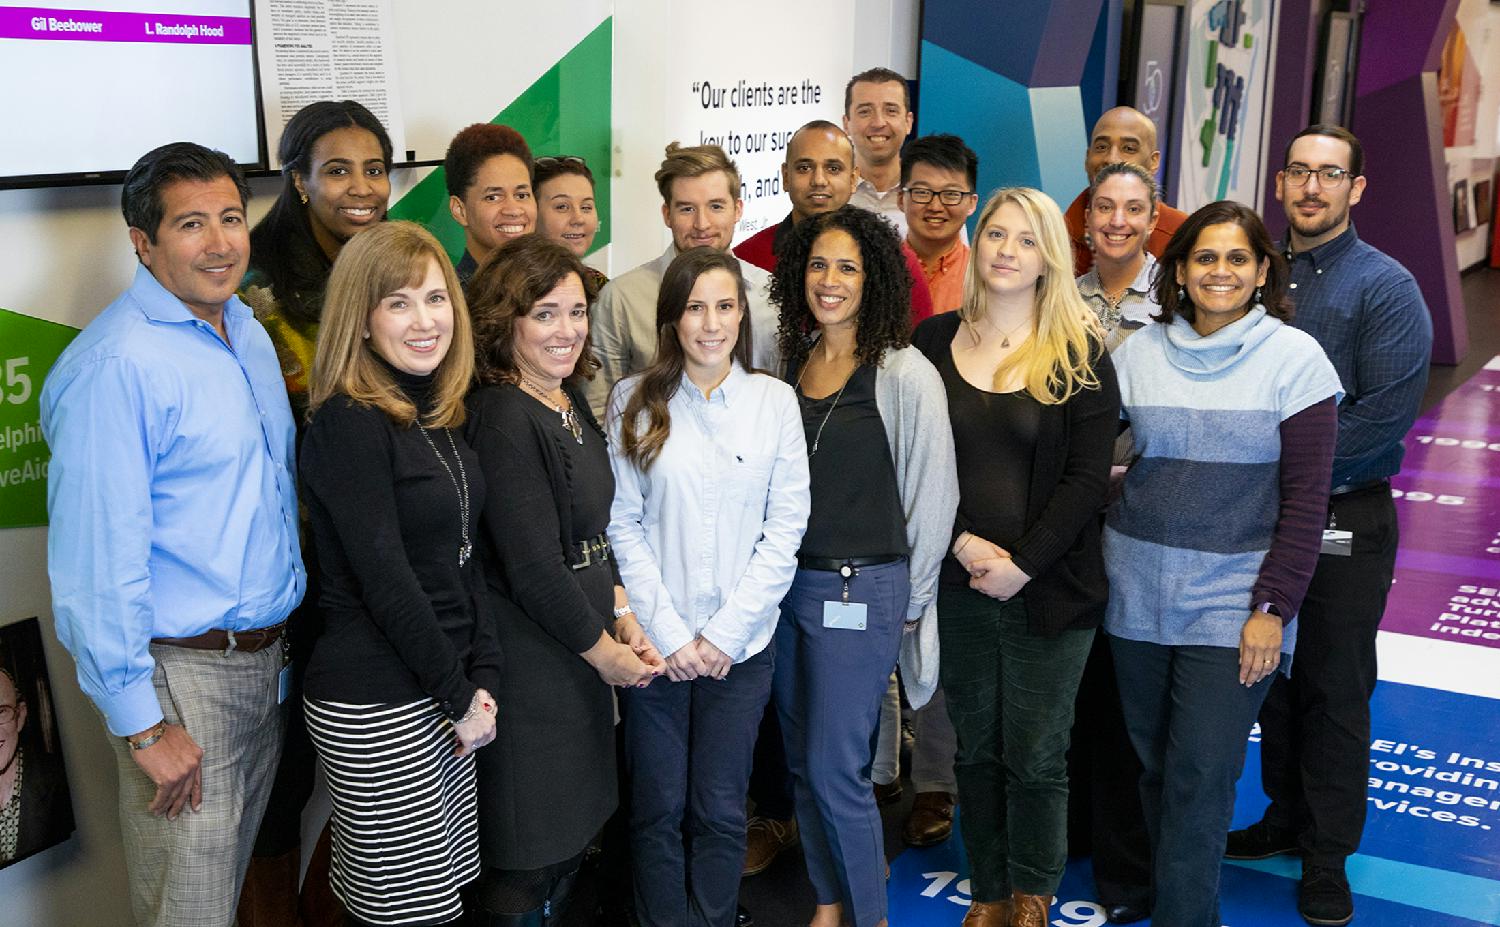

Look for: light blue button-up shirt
[607,363,809,664]
[41,265,305,736]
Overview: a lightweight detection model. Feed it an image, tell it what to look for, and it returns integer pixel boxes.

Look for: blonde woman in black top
[300,221,500,927]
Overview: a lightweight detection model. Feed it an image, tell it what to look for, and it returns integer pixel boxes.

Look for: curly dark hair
[769,205,913,373]
[1153,200,1292,326]
[443,123,533,199]
[465,235,600,387]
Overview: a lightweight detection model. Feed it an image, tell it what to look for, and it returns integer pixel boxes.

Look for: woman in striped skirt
[300,221,502,926]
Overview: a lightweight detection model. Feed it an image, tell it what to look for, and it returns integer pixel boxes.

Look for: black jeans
[938,585,1093,901]
[1257,485,1398,867]
[1111,636,1274,927]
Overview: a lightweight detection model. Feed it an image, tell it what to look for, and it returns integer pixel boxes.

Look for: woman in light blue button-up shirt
[607,247,810,927]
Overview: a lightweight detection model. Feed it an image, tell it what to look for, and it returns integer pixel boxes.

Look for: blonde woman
[911,188,1120,927]
[300,221,501,926]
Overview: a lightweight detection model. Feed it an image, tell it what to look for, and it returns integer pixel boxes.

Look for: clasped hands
[954,532,1032,601]
[453,687,498,757]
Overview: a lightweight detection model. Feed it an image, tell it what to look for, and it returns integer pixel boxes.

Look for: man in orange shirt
[1063,106,1186,275]
[899,134,979,314]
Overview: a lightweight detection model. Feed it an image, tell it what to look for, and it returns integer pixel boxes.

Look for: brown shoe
[1009,891,1053,927]
[873,779,903,806]
[902,791,955,847]
[741,815,798,876]
[959,900,1012,926]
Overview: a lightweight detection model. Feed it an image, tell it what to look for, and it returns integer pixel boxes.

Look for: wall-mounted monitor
[0,2,263,188]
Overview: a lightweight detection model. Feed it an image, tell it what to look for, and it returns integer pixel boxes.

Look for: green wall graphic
[0,308,80,529]
[389,18,613,264]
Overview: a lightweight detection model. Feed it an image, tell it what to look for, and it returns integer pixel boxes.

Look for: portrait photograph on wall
[0,617,75,869]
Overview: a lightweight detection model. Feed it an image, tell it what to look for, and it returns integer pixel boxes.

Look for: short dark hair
[900,134,978,190]
[1284,124,1364,178]
[121,142,249,242]
[444,124,534,199]
[534,155,595,192]
[1153,200,1292,326]
[844,67,911,114]
[466,235,600,387]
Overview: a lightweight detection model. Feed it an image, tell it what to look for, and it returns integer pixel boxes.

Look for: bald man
[1063,106,1187,275]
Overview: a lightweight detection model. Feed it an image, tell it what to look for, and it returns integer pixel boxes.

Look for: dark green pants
[938,585,1094,900]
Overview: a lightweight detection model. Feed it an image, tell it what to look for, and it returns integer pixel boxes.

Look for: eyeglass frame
[1281,165,1354,187]
[902,186,976,206]
[0,704,19,725]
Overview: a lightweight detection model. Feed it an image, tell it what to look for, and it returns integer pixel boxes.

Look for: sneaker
[1299,865,1354,925]
[1224,820,1299,860]
[741,816,798,876]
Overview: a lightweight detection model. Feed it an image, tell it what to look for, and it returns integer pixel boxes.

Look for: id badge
[823,601,869,631]
[277,663,293,704]
[1321,529,1354,557]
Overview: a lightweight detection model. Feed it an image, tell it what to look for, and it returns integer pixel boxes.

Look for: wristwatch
[1255,602,1282,618]
[613,605,635,620]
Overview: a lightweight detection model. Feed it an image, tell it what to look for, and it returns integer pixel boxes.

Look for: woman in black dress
[464,236,662,926]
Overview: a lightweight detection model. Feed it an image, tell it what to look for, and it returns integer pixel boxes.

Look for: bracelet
[613,605,635,620]
[126,722,166,751]
[458,691,497,724]
[953,533,974,557]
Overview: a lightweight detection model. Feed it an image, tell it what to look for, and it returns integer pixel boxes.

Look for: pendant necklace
[795,351,856,457]
[986,314,1033,349]
[519,376,584,444]
[418,426,473,567]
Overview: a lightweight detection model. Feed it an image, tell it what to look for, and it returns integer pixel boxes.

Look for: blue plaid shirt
[1284,225,1432,488]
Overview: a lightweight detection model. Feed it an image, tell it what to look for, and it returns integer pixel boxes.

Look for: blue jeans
[625,645,773,927]
[775,561,909,927]
[1109,635,1275,927]
[938,585,1094,901]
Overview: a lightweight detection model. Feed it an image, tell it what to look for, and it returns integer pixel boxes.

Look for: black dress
[465,381,618,870]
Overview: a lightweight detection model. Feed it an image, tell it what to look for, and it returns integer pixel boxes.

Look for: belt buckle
[222,628,238,657]
[573,544,592,571]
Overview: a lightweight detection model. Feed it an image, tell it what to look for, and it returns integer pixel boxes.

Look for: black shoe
[735,904,755,927]
[1299,865,1354,926]
[1104,902,1150,924]
[1224,821,1299,860]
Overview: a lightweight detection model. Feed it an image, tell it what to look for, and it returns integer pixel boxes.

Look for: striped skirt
[305,698,481,926]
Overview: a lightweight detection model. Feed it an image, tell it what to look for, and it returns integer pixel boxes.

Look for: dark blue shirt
[1284,225,1432,488]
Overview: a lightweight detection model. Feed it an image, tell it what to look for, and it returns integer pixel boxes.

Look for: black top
[465,380,618,868]
[796,364,908,559]
[913,312,1120,636]
[456,249,479,284]
[299,365,502,717]
[932,352,1041,587]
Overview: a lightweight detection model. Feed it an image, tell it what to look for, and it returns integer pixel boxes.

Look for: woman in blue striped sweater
[1103,200,1342,927]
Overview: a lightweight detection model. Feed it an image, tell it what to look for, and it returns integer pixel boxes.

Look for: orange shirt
[903,239,969,314]
[1064,189,1187,276]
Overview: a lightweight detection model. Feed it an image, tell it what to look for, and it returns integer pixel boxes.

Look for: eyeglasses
[1282,166,1352,186]
[0,705,17,725]
[904,187,974,206]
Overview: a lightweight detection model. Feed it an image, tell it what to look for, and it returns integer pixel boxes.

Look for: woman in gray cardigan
[767,206,959,927]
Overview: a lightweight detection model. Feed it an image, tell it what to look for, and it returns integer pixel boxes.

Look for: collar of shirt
[131,263,252,329]
[1282,223,1359,271]
[855,176,900,200]
[1077,252,1158,299]
[914,237,966,279]
[678,361,747,408]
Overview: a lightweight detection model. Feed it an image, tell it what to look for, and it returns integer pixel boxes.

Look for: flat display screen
[0,2,262,184]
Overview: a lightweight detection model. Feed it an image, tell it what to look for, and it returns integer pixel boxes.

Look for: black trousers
[1067,631,1152,908]
[1256,485,1398,868]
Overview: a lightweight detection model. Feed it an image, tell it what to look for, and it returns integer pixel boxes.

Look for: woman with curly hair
[462,236,661,925]
[911,188,1120,927]
[767,205,958,927]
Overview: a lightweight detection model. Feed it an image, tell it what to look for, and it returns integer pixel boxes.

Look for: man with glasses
[899,134,979,314]
[1225,124,1432,927]
[0,666,74,865]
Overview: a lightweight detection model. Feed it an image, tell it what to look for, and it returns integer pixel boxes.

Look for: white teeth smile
[1203,284,1237,292]
[544,345,574,356]
[1104,233,1131,242]
[498,225,526,234]
[817,295,844,307]
[406,338,437,349]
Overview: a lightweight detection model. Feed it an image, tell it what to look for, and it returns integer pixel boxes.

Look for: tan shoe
[741,815,799,876]
[960,900,1012,926]
[902,791,955,846]
[1009,891,1053,927]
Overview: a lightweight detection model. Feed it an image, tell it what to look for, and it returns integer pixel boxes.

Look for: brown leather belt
[153,622,287,655]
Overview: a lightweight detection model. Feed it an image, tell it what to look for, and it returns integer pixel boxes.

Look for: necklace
[984,314,1033,349]
[518,376,584,444]
[418,426,472,567]
[795,352,857,456]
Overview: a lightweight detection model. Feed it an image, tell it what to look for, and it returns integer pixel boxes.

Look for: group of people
[35,64,1434,927]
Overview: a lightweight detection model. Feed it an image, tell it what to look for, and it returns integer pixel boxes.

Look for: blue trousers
[774,561,909,927]
[1109,635,1275,927]
[625,645,773,927]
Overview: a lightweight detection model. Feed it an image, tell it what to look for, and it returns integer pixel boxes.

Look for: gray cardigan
[873,345,960,709]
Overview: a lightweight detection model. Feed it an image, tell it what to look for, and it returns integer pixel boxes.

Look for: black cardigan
[913,312,1121,636]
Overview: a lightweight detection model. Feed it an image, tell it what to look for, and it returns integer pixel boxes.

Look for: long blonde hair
[959,187,1100,403]
[308,221,474,428]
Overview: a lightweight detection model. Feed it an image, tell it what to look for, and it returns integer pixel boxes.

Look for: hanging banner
[0,308,78,529]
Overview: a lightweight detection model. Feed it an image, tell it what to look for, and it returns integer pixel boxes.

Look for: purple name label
[0,6,251,44]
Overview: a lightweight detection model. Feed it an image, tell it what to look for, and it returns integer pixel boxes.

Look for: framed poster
[0,617,75,869]
[1132,2,1185,188]
[1454,179,1472,233]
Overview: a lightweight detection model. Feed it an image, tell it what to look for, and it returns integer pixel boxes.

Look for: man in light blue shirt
[41,142,303,927]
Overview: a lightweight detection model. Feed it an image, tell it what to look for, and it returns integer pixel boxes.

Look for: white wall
[0,3,920,923]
